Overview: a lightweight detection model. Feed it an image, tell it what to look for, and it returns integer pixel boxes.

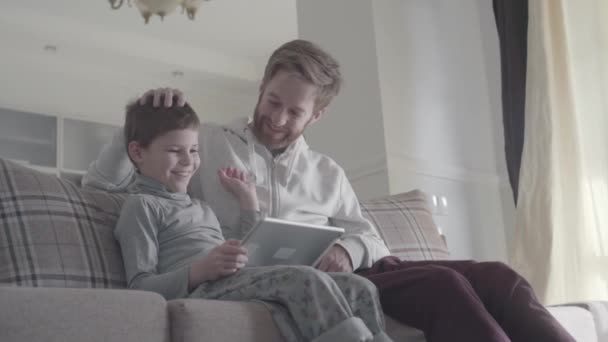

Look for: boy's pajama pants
[189,265,393,342]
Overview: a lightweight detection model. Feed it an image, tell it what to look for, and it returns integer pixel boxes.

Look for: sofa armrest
[573,301,608,342]
[548,301,608,342]
[0,286,169,342]
[586,301,608,342]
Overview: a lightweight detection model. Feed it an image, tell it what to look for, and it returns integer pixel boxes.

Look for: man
[84,39,574,342]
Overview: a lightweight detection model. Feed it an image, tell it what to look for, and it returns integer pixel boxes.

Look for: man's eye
[168,150,180,153]
[190,149,198,154]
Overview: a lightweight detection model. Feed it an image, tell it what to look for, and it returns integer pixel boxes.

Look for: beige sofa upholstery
[0,287,170,342]
[0,158,605,342]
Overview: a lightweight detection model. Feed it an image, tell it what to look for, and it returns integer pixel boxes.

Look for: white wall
[0,42,257,127]
[0,2,270,127]
[298,0,515,261]
[296,0,390,199]
[378,0,514,261]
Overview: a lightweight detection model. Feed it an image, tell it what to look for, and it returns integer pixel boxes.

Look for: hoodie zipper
[269,157,278,217]
[271,158,280,218]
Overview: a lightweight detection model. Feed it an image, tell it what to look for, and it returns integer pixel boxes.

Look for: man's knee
[470,261,523,284]
[428,266,469,288]
[395,266,477,309]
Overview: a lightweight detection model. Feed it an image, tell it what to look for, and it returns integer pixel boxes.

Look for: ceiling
[0,0,298,84]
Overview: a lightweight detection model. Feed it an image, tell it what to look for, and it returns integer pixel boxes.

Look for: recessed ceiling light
[43,44,57,52]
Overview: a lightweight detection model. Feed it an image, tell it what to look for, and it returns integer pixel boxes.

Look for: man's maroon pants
[357,257,575,342]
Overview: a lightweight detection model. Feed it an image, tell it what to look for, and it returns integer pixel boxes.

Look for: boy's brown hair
[262,39,342,111]
[124,95,200,152]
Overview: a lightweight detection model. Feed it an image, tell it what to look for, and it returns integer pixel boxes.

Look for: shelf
[0,106,119,182]
[0,135,54,147]
[9,161,58,175]
[60,168,87,176]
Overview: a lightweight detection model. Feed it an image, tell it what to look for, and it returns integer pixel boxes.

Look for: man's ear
[309,107,326,125]
[127,141,144,166]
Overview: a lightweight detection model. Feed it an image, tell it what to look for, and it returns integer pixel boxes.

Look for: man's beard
[251,106,309,152]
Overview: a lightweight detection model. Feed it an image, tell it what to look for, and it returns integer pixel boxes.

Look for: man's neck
[271,148,286,157]
[247,122,288,157]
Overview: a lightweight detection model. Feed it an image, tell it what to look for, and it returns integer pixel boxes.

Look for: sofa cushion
[0,158,127,288]
[360,190,450,261]
[168,299,284,342]
[0,286,169,342]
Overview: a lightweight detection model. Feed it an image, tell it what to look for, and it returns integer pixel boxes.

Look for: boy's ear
[127,141,144,166]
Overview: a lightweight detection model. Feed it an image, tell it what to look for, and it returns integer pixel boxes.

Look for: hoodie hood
[221,117,307,186]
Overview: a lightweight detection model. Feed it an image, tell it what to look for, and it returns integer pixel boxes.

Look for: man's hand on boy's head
[139,87,186,107]
[315,245,353,273]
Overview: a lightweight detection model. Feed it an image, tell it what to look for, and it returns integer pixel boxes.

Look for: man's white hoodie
[83,117,390,270]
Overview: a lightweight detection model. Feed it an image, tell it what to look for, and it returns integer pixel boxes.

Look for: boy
[113,96,393,342]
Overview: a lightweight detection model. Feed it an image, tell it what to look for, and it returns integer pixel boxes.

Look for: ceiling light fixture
[108,0,211,24]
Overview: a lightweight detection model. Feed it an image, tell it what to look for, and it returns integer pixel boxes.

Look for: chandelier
[108,0,211,23]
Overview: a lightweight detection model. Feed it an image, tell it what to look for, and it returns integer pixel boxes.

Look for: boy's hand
[189,240,248,286]
[139,88,186,107]
[218,167,259,211]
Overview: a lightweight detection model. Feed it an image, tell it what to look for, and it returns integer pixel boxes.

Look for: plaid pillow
[360,190,450,261]
[0,158,127,288]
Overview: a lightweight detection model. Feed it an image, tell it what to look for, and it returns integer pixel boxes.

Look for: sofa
[0,157,606,342]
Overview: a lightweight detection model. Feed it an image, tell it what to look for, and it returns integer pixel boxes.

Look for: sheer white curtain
[509,0,608,305]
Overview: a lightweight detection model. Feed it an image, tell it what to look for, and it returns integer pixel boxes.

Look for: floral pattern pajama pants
[189,265,393,342]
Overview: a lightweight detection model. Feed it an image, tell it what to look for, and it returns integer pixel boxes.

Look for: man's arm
[81,128,136,191]
[329,171,390,271]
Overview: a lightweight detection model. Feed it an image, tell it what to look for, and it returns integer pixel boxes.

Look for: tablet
[241,217,345,267]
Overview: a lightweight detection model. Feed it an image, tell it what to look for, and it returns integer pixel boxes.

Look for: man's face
[252,70,324,151]
[130,128,200,193]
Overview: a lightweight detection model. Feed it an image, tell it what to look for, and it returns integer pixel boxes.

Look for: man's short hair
[263,39,342,110]
[124,95,200,151]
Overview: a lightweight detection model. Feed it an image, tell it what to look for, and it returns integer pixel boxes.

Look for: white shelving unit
[0,107,120,184]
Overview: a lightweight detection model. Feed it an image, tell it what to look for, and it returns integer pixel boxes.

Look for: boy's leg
[328,272,391,341]
[190,265,380,342]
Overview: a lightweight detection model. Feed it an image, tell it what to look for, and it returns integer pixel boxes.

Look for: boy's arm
[225,209,261,240]
[82,128,136,191]
[114,196,191,300]
[329,170,391,271]
[217,167,261,239]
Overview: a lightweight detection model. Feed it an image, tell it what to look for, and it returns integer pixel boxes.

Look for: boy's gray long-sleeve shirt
[114,174,257,300]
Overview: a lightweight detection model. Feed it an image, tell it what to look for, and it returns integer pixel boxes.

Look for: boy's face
[129,128,200,193]
[251,70,324,151]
